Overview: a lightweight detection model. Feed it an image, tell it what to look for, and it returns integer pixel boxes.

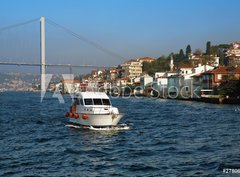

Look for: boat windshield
[84,98,111,106]
[93,99,102,105]
[84,99,93,105]
[102,99,111,105]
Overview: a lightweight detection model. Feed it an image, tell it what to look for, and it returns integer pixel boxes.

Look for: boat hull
[69,113,123,127]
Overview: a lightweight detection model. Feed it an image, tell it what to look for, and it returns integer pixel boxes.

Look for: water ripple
[0,92,239,176]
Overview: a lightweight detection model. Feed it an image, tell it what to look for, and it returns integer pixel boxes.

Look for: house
[136,57,156,63]
[140,74,153,89]
[166,64,214,99]
[191,74,202,98]
[110,68,118,80]
[167,75,185,98]
[179,65,194,75]
[188,53,219,67]
[188,53,202,66]
[115,78,129,87]
[201,66,240,95]
[225,42,240,67]
[153,71,177,97]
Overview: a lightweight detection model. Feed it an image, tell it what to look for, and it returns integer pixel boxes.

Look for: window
[217,74,222,80]
[185,86,189,91]
[84,99,93,105]
[80,99,83,105]
[102,99,111,105]
[93,99,102,105]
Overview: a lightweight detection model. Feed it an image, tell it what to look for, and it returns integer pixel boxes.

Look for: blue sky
[1,0,240,72]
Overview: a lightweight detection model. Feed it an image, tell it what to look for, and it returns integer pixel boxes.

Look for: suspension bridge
[0,17,124,91]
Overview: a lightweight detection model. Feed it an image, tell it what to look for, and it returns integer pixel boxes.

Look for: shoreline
[1,90,240,105]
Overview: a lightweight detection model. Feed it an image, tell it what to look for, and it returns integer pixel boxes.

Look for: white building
[121,59,143,80]
[166,64,214,99]
[179,66,193,75]
[152,71,177,97]
[140,74,153,89]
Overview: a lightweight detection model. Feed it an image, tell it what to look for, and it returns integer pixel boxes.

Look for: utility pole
[40,17,46,92]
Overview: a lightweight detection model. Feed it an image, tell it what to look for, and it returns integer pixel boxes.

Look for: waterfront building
[201,66,240,95]
[166,64,214,99]
[167,75,185,98]
[181,64,214,98]
[153,72,177,98]
[140,74,153,89]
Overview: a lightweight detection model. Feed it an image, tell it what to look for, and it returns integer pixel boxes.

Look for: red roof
[110,68,117,73]
[80,83,88,87]
[126,59,138,63]
[137,57,155,62]
[226,56,240,59]
[179,65,193,69]
[202,66,240,74]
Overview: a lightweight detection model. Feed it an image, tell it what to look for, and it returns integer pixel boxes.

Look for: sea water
[0,92,240,176]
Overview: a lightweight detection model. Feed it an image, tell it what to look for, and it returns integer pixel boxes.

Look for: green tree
[218,44,230,66]
[218,80,240,97]
[186,45,192,57]
[206,41,211,55]
[142,56,170,76]
[179,49,185,60]
[201,55,215,65]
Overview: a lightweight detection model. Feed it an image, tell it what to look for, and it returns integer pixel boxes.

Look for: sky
[1,0,240,73]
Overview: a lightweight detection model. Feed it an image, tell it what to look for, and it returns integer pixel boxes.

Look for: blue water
[0,92,240,176]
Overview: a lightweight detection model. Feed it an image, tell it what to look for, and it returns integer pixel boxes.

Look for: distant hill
[0,73,66,91]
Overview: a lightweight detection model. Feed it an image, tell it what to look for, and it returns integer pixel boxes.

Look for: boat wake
[65,124,130,131]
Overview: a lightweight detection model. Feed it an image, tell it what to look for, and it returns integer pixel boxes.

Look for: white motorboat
[65,92,123,127]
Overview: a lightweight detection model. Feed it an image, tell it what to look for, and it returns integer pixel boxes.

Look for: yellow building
[121,59,143,80]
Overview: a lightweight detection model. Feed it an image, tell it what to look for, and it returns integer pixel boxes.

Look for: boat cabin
[73,92,112,107]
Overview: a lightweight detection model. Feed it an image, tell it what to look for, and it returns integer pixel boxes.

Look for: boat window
[102,99,111,105]
[80,99,83,105]
[93,99,102,105]
[84,99,93,105]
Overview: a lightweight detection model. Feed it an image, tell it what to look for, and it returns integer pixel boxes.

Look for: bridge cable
[45,18,125,61]
[0,18,39,32]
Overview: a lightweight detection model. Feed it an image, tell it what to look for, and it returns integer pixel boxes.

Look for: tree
[142,56,170,76]
[201,55,216,65]
[186,45,192,57]
[206,41,211,55]
[179,49,185,60]
[218,80,240,97]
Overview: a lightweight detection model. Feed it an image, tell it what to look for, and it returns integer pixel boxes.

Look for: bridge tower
[40,17,46,92]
